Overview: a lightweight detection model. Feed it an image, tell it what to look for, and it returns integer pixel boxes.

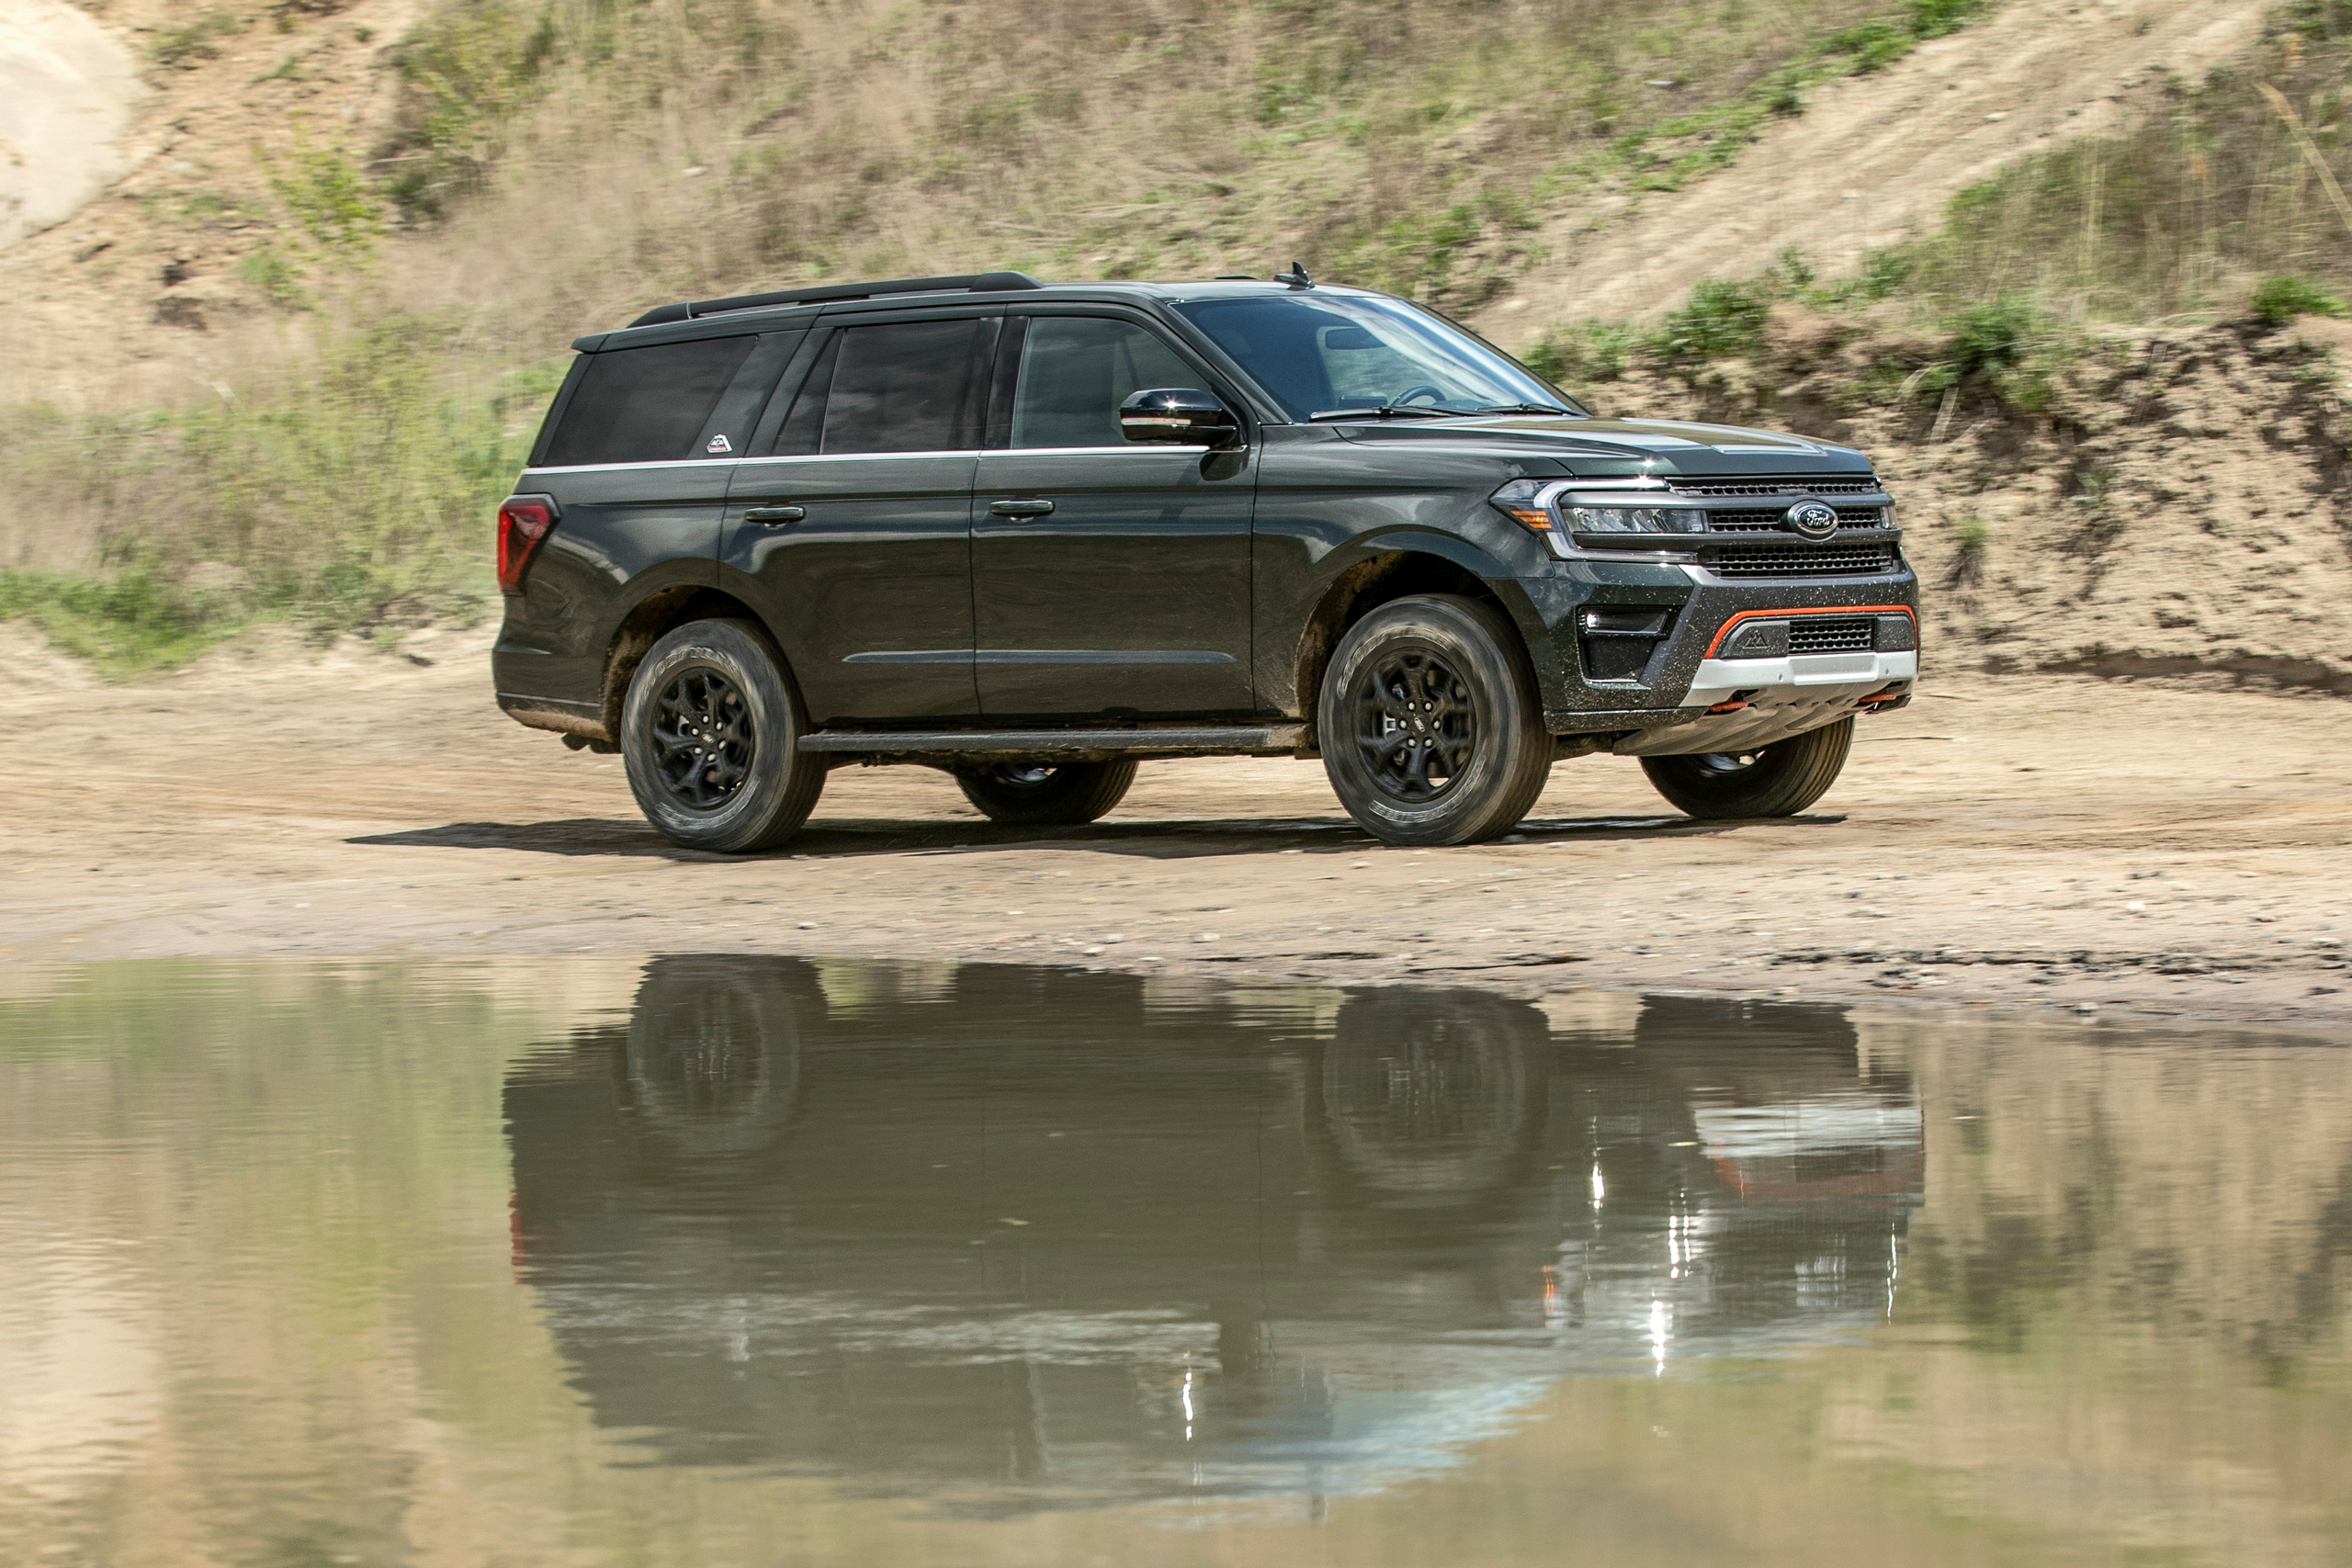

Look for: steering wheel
[1391,383,1447,407]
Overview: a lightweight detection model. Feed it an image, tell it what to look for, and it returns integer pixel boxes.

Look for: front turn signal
[1488,479,1557,536]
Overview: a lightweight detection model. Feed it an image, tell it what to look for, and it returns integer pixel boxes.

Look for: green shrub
[1652,277,1772,365]
[0,570,250,676]
[152,11,248,68]
[1523,320,1640,386]
[2249,274,2347,326]
[263,136,386,264]
[1938,296,2075,412]
[379,0,563,220]
[0,319,566,668]
[1945,513,1990,589]
[238,247,311,309]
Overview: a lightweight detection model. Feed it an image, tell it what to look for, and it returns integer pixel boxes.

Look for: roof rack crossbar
[628,271,1043,328]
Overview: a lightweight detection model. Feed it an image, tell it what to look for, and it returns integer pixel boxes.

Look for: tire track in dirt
[1476,0,2274,342]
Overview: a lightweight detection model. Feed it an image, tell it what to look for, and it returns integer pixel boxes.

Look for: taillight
[495,494,560,593]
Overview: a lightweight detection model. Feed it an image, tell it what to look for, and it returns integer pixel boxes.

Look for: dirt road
[2,624,2346,1031]
[1476,0,2272,339]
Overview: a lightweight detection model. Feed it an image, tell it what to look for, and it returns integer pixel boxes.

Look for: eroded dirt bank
[3,625,2347,1032]
[1476,0,2273,335]
[1590,317,2352,697]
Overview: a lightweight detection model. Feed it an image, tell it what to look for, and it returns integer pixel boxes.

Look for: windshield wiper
[1306,405,1463,422]
[1472,402,1574,416]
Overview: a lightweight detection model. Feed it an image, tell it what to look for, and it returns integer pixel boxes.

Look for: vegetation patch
[2250,273,2348,325]
[0,320,563,671]
[0,570,254,677]
[152,10,250,69]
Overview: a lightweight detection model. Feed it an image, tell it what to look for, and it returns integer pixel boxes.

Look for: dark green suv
[493,270,1917,850]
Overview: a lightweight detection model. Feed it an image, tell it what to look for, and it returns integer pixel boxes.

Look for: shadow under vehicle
[503,959,1923,1512]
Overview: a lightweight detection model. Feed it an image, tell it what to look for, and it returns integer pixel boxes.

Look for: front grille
[1787,617,1877,653]
[1671,475,1883,498]
[1706,505,1887,533]
[1707,542,1900,577]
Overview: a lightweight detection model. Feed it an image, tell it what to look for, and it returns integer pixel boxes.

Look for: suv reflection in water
[504,959,1921,1510]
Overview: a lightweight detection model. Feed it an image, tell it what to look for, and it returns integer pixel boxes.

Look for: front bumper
[1605,651,1914,756]
[1684,649,1917,709]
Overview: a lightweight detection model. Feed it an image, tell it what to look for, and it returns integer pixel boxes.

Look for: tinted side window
[777,319,987,456]
[1010,317,1197,448]
[542,335,759,466]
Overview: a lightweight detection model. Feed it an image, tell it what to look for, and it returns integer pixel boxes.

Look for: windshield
[1170,292,1585,422]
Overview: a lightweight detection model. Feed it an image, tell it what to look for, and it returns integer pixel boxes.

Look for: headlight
[1566,506,1708,534]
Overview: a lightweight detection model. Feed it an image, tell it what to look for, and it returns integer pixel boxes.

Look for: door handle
[744,504,805,525]
[989,498,1056,518]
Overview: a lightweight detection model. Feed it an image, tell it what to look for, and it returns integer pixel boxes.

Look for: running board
[800,726,1307,761]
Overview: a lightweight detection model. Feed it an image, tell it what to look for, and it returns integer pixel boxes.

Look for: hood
[1329,414,1872,478]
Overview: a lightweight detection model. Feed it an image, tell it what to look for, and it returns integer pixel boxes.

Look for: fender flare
[1283,529,1558,717]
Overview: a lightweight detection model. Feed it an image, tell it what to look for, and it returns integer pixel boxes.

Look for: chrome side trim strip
[839,650,972,665]
[522,459,735,477]
[731,449,985,466]
[978,446,1214,457]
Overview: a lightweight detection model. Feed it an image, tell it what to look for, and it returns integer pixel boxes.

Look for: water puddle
[2,958,2346,1564]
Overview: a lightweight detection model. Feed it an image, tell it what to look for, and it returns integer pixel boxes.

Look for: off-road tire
[620,618,825,852]
[1317,593,1553,847]
[1639,715,1853,819]
[954,761,1139,827]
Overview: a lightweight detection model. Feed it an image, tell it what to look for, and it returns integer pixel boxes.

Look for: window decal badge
[706,433,733,454]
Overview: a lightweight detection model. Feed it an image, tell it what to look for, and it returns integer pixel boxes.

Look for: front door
[971,312,1257,718]
[721,312,995,724]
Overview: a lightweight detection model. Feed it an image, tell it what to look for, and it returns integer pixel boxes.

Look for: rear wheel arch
[603,587,788,739]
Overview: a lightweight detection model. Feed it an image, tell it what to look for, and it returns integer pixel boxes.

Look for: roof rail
[628,271,1044,328]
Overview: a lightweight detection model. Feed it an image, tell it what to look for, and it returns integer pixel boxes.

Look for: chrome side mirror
[1119,388,1239,446]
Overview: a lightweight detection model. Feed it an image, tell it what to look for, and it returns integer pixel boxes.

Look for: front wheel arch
[1288,542,1534,731]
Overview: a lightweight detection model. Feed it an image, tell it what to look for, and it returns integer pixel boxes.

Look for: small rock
[797,920,817,930]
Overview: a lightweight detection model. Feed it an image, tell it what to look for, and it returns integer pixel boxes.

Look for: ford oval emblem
[1784,500,1839,540]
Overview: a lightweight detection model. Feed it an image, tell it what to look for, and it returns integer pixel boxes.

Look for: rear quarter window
[540,335,759,466]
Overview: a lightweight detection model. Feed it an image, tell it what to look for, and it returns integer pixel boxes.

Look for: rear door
[970,310,1257,718]
[721,310,997,724]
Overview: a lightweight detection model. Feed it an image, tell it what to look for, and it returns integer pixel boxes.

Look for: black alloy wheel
[650,666,756,809]
[620,618,826,852]
[1351,646,1476,804]
[1638,716,1854,819]
[1317,594,1553,846]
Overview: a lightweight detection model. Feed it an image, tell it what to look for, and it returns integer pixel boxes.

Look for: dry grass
[384,0,1983,357]
[1895,3,2352,322]
[7,0,1995,663]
